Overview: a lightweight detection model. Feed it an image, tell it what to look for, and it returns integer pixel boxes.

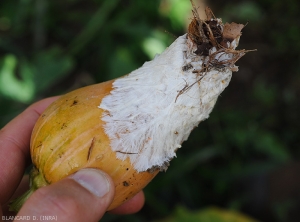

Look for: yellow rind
[30,80,159,210]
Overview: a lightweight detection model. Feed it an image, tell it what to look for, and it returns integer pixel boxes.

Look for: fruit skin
[30,79,159,210]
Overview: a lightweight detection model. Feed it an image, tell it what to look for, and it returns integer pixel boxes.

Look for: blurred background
[1,0,300,221]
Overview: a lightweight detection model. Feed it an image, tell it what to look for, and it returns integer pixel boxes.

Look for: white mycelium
[99,34,238,172]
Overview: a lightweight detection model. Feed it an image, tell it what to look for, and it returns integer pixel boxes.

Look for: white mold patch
[99,35,232,172]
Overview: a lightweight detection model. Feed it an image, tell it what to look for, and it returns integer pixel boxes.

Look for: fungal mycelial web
[99,2,255,172]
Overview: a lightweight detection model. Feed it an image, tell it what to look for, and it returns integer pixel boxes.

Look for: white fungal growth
[99,34,234,172]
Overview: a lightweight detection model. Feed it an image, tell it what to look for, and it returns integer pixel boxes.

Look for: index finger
[0,97,58,204]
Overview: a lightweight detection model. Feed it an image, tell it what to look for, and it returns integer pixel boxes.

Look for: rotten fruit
[9,2,253,212]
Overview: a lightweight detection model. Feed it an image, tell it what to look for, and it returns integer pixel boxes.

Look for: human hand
[0,97,145,222]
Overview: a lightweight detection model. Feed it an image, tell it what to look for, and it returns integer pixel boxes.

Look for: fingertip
[17,169,115,222]
[0,96,60,203]
[109,191,145,215]
[70,168,113,198]
[28,96,60,115]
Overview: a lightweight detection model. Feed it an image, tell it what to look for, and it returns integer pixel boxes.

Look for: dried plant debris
[177,1,255,102]
[222,22,245,46]
[187,0,255,72]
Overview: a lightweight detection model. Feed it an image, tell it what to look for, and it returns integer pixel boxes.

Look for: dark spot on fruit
[36,142,42,149]
[61,123,67,129]
[87,137,95,161]
[71,100,78,106]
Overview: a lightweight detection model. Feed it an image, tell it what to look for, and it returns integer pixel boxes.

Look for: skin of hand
[0,97,145,222]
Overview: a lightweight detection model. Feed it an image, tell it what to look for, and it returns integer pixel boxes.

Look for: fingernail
[71,169,110,197]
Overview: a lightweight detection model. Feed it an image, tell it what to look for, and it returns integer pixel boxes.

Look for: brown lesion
[60,123,67,129]
[116,151,139,155]
[70,99,78,106]
[36,141,43,149]
[87,137,96,161]
[70,96,79,107]
[147,161,170,173]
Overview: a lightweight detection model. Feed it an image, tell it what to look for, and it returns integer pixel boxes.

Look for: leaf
[160,0,192,31]
[108,47,138,79]
[0,54,35,103]
[32,47,74,93]
[253,131,290,163]
[68,0,121,55]
[0,48,74,103]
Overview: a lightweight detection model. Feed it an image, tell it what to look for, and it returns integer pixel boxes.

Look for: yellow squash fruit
[9,3,251,212]
[29,81,159,211]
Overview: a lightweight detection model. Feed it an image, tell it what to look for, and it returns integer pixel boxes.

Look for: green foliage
[156,206,258,222]
[0,54,35,102]
[1,0,300,221]
[0,48,73,102]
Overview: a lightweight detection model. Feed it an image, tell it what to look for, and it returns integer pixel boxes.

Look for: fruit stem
[9,167,48,212]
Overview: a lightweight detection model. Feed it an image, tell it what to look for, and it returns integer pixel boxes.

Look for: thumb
[17,169,115,222]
